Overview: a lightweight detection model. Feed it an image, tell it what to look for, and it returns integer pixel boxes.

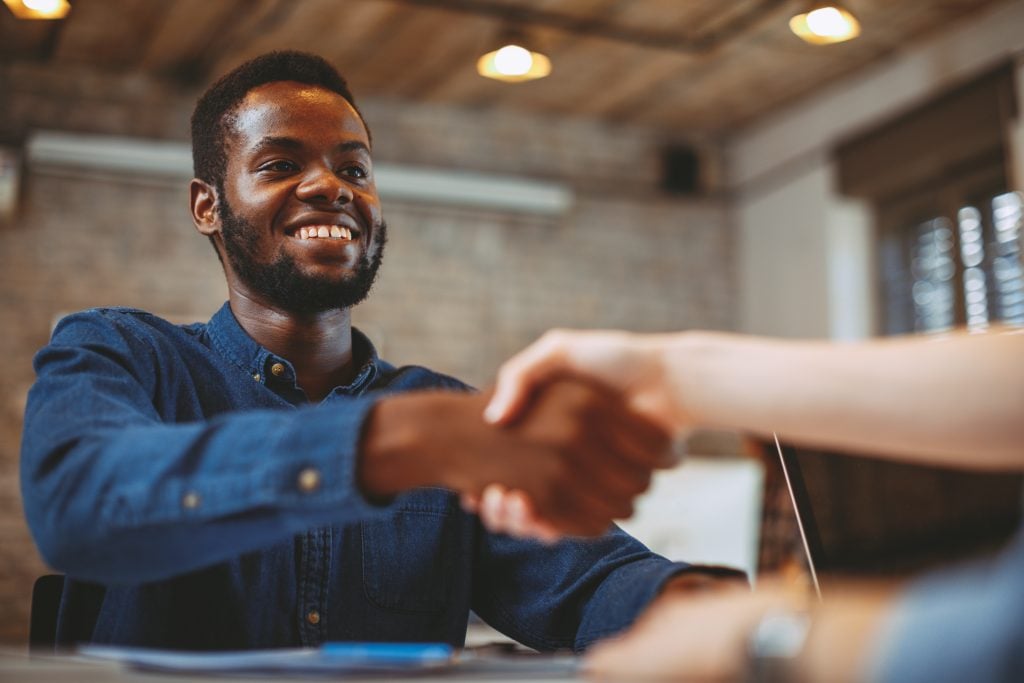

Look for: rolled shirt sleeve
[473,525,746,652]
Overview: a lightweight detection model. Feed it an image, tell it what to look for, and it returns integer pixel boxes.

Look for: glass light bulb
[806,7,850,37]
[493,45,533,76]
[23,0,62,12]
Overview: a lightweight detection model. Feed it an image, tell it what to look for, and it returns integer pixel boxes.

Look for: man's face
[217,81,386,314]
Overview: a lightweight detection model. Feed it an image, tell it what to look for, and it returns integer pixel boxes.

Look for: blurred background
[1,0,1023,646]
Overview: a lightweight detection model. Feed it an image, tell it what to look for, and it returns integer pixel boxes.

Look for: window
[891,188,1023,334]
[837,63,1018,334]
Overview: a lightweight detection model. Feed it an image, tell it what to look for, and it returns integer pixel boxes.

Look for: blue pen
[321,642,454,664]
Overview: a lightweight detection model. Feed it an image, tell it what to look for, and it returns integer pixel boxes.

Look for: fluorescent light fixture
[25,131,573,215]
[27,131,193,177]
[790,3,860,45]
[3,0,70,20]
[374,164,570,214]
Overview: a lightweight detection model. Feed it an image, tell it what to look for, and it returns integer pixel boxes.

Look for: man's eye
[341,165,368,179]
[260,160,297,172]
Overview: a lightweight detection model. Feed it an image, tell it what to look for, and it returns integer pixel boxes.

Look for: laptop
[772,433,826,602]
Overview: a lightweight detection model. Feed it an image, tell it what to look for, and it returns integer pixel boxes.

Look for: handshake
[359,330,683,541]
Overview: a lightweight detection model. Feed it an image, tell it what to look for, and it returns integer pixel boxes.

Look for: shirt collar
[206,302,382,395]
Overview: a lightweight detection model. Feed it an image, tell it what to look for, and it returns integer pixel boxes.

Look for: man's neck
[228,292,358,403]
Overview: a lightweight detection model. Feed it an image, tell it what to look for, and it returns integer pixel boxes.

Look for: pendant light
[477,29,552,83]
[789,3,861,45]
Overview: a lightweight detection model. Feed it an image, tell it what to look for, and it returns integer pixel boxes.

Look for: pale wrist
[659,330,717,427]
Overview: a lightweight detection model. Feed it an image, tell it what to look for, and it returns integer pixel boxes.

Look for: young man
[20,51,733,652]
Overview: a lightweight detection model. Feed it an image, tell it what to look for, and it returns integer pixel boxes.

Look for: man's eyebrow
[251,136,303,153]
[335,140,370,155]
[250,137,370,155]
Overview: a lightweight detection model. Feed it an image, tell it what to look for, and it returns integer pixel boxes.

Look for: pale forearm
[662,328,1024,470]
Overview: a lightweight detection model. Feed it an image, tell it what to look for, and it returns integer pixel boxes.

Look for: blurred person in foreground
[480,327,1024,682]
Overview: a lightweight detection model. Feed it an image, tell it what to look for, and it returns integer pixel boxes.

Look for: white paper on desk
[77,643,454,675]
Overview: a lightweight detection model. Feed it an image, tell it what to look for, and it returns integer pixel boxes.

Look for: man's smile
[284,214,365,246]
[294,224,357,241]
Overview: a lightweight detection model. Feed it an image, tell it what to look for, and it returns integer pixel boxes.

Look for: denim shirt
[21,303,698,652]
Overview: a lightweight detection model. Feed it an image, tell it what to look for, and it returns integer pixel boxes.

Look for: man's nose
[295,166,353,205]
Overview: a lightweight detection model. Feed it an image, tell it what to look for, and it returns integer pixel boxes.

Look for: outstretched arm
[479,326,1024,542]
[360,379,673,538]
[487,327,1024,470]
[584,580,894,682]
[22,312,673,583]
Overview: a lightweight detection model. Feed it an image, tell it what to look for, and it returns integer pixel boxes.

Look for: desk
[0,648,582,682]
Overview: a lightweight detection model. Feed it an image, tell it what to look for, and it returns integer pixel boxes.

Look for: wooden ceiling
[0,0,1008,133]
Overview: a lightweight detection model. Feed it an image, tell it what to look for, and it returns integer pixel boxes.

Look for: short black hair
[190,50,366,191]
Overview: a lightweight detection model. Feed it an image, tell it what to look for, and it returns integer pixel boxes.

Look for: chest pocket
[361,508,455,614]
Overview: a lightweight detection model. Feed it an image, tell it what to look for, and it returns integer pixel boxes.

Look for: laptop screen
[766,436,1022,585]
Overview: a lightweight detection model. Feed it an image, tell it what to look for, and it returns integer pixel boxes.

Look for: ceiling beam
[391,0,793,54]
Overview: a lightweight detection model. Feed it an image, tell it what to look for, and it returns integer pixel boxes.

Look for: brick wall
[0,63,735,644]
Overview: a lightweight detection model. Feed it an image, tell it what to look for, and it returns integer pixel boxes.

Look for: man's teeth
[297,225,353,240]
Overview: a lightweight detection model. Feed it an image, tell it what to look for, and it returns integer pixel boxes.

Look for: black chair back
[29,574,65,654]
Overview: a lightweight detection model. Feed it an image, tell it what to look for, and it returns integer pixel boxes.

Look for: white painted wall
[735,160,875,340]
[729,0,1024,339]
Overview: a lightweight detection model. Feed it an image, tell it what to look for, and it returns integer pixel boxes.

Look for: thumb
[483,373,530,424]
[484,333,571,424]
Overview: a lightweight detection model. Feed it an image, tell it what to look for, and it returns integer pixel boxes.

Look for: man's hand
[359,379,673,537]
[584,589,778,681]
[473,329,694,541]
[585,581,889,682]
[484,329,688,432]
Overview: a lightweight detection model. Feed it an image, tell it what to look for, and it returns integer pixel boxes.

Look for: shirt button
[306,610,320,625]
[182,492,201,510]
[271,362,286,377]
[297,468,321,493]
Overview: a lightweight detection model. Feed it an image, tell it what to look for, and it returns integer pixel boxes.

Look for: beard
[218,199,387,315]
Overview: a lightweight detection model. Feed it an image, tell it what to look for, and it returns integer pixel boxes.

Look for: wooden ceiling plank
[213,0,351,69]
[380,12,496,99]
[3,0,1012,134]
[140,0,246,75]
[342,7,452,93]
[497,39,656,115]
[575,49,695,118]
[200,0,309,86]
[0,9,59,61]
[462,0,642,111]
[53,0,171,68]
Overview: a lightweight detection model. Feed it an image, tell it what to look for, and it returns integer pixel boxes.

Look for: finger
[480,484,512,534]
[548,481,632,535]
[484,332,572,425]
[584,639,635,679]
[512,482,610,538]
[564,423,655,502]
[591,393,675,470]
[488,488,577,541]
[481,486,567,542]
[506,490,563,543]
[460,492,480,513]
[584,457,653,503]
[478,489,529,538]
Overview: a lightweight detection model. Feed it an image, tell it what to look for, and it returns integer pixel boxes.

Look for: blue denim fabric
[21,303,701,652]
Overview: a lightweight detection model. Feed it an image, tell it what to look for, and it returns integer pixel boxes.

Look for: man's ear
[190,178,221,238]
